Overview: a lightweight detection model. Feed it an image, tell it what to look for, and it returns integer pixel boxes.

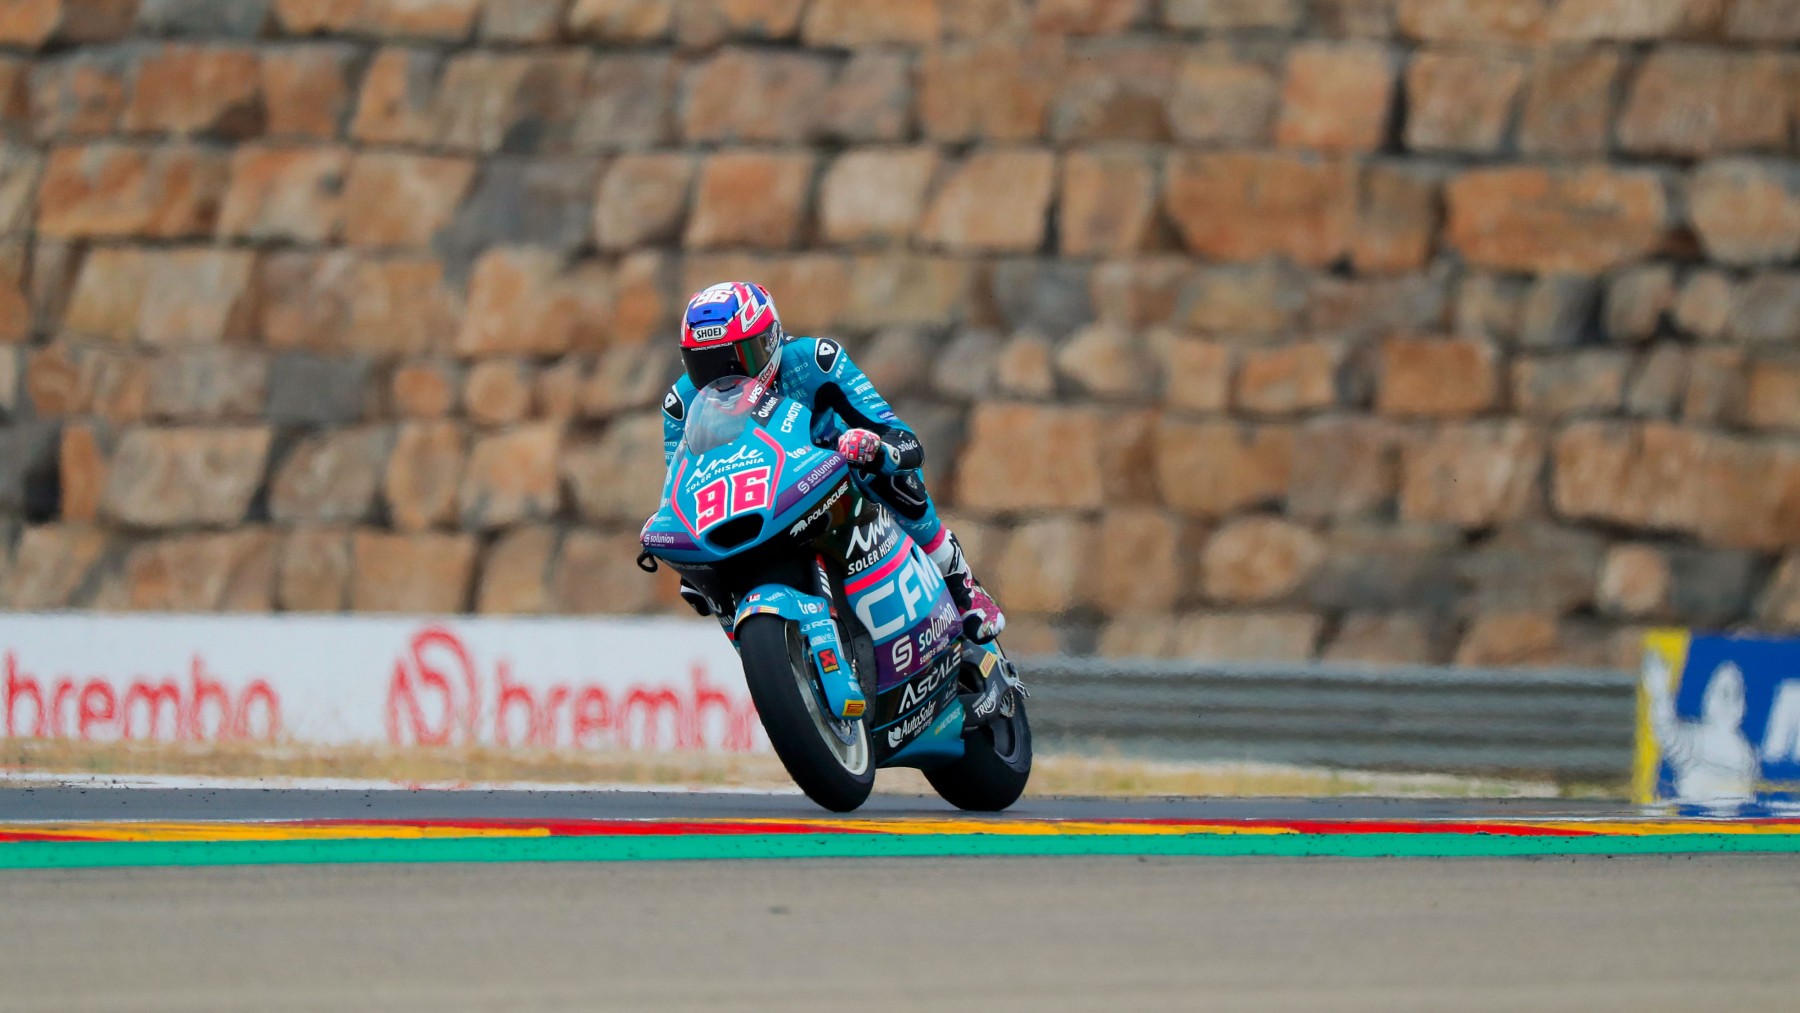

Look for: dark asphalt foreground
[0,855,1795,1012]
[0,785,1629,822]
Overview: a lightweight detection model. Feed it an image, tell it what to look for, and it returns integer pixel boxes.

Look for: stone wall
[0,0,1797,667]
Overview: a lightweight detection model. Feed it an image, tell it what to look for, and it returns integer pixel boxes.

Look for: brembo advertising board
[0,613,765,753]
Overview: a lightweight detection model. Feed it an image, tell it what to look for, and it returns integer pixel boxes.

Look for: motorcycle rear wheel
[736,615,874,812]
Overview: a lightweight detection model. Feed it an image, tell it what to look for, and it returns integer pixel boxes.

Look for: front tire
[925,696,1032,812]
[736,615,874,812]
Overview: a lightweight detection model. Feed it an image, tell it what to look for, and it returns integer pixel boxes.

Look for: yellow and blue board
[1637,630,1800,806]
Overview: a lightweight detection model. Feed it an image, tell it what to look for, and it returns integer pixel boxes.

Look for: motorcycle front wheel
[736,615,874,812]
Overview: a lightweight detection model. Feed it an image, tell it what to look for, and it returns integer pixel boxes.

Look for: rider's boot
[926,530,1006,644]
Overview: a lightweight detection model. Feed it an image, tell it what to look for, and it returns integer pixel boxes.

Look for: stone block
[384,419,464,530]
[122,43,262,138]
[1727,0,1800,39]
[36,143,229,238]
[271,0,361,34]
[920,150,1056,254]
[101,426,270,529]
[1675,269,1731,340]
[362,0,484,39]
[1171,612,1321,663]
[1033,0,1145,33]
[270,426,390,524]
[1446,166,1667,274]
[1323,613,1437,666]
[437,158,598,271]
[674,0,807,47]
[593,152,694,251]
[121,530,276,612]
[432,50,588,155]
[1096,508,1196,613]
[476,525,558,615]
[1289,415,1400,520]
[1166,152,1356,266]
[1682,346,1745,424]
[1169,50,1278,145]
[574,54,676,151]
[566,0,670,40]
[1159,337,1231,414]
[1454,612,1562,667]
[682,49,833,144]
[1234,341,1339,417]
[1760,553,1800,630]
[479,0,564,41]
[1404,50,1524,154]
[0,0,135,48]
[562,412,664,525]
[1689,159,1800,266]
[455,247,604,358]
[260,251,355,351]
[680,252,847,335]
[1605,265,1675,343]
[349,47,442,146]
[459,423,562,530]
[1354,161,1439,274]
[1547,0,1725,39]
[1277,41,1395,153]
[954,403,1105,516]
[1598,543,1670,618]
[993,334,1053,399]
[1201,516,1324,605]
[820,51,911,144]
[341,151,475,248]
[1163,0,1302,30]
[266,351,370,425]
[1665,547,1765,626]
[1053,325,1151,400]
[140,248,260,346]
[1178,261,1306,335]
[931,329,1000,402]
[1518,47,1621,156]
[1309,270,1452,343]
[801,0,938,45]
[1619,48,1787,157]
[146,347,268,421]
[1511,351,1628,418]
[612,251,673,345]
[1727,272,1800,345]
[684,151,813,250]
[218,144,348,242]
[1377,336,1500,417]
[843,255,972,331]
[26,342,147,421]
[1059,150,1156,257]
[351,530,475,613]
[3,525,108,608]
[554,528,674,614]
[1307,522,1461,613]
[464,358,534,427]
[1458,524,1605,615]
[991,515,1096,616]
[919,38,1062,142]
[1396,0,1549,42]
[0,144,39,234]
[1624,346,1686,419]
[275,525,350,611]
[1746,358,1800,431]
[260,43,355,139]
[1096,407,1161,507]
[1051,39,1179,142]
[59,423,106,522]
[1155,420,1292,517]
[1400,420,1545,529]
[29,52,129,140]
[61,246,147,340]
[989,258,1091,337]
[0,419,56,519]
[390,359,458,419]
[819,148,937,246]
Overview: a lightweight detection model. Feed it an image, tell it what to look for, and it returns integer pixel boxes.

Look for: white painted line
[0,770,803,795]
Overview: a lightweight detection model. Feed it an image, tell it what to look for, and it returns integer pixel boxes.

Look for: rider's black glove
[679,581,713,618]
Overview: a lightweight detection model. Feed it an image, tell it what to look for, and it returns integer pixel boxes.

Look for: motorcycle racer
[661,281,1006,644]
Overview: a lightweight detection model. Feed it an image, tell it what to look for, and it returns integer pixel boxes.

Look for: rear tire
[925,697,1032,812]
[736,615,874,812]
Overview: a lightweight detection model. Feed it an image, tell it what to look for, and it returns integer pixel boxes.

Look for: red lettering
[188,658,231,740]
[121,680,184,740]
[77,681,115,739]
[385,626,479,747]
[690,663,737,751]
[51,679,76,739]
[539,685,570,748]
[570,687,612,748]
[624,687,685,750]
[234,680,280,742]
[495,662,536,749]
[5,654,44,738]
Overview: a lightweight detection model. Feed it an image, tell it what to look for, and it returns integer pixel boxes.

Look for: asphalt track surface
[2,789,1797,1010]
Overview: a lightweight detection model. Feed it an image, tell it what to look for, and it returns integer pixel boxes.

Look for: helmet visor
[681,332,779,388]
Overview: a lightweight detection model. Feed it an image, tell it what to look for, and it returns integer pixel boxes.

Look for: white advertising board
[0,613,765,753]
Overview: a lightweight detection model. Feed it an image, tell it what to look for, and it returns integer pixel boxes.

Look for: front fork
[731,570,865,721]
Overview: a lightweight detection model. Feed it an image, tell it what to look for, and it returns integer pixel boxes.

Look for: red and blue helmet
[679,281,784,391]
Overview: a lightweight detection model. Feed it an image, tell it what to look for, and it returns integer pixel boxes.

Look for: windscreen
[680,376,761,455]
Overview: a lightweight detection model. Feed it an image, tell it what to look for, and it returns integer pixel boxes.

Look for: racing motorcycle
[638,375,1030,812]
